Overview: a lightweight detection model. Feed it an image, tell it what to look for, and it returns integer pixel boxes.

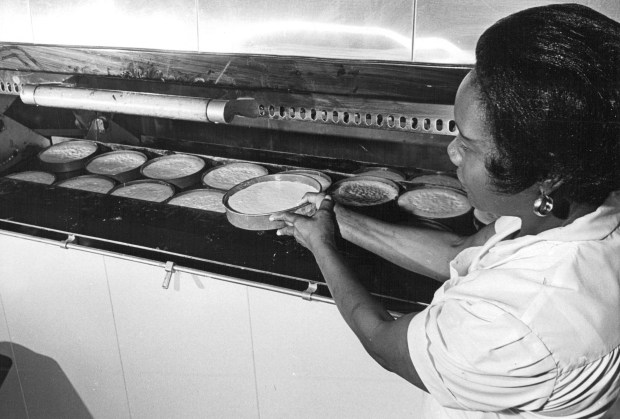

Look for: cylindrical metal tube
[20,85,256,123]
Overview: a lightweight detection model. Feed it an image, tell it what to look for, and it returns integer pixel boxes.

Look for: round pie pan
[329,175,401,207]
[37,140,99,173]
[5,170,56,185]
[352,166,406,182]
[167,188,226,213]
[201,162,269,191]
[397,184,473,233]
[279,169,332,191]
[223,173,322,230]
[329,175,402,221]
[408,172,463,190]
[85,150,148,183]
[109,179,176,203]
[140,154,206,189]
[55,174,116,194]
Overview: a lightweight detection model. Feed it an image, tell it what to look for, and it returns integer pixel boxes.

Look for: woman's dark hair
[473,3,620,206]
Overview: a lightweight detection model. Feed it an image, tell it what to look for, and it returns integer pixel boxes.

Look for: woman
[271,4,620,418]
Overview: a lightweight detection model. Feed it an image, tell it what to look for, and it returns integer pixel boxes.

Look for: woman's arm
[271,197,427,390]
[313,240,427,391]
[335,205,496,281]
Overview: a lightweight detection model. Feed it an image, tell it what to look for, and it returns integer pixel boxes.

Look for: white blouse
[408,191,620,418]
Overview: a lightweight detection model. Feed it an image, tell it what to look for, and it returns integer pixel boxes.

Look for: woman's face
[447,72,534,217]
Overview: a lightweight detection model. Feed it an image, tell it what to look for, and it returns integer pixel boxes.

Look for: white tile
[0,0,33,43]
[0,295,28,418]
[105,257,258,418]
[248,287,424,418]
[29,0,198,50]
[0,234,130,418]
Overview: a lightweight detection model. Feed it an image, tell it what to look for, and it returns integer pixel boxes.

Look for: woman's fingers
[319,195,334,211]
[270,211,297,224]
[275,225,296,236]
[301,192,327,209]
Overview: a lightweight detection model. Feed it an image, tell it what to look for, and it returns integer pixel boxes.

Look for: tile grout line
[246,289,262,419]
[0,289,30,419]
[102,256,134,419]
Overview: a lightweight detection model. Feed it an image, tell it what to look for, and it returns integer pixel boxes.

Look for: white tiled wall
[0,233,424,417]
[248,286,424,418]
[0,235,131,419]
[104,258,259,418]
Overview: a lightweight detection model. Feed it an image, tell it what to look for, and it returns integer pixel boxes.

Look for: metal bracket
[59,234,76,249]
[161,261,175,289]
[301,282,318,301]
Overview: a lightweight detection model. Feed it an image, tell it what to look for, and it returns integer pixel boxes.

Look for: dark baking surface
[0,144,474,313]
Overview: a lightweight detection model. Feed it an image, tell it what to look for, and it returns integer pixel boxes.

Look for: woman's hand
[270,193,337,253]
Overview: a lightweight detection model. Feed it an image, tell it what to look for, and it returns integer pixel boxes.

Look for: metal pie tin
[55,174,116,194]
[329,175,400,207]
[5,170,56,185]
[353,166,406,182]
[279,169,332,191]
[201,162,269,190]
[37,140,99,173]
[140,154,206,189]
[223,173,321,230]
[85,150,148,183]
[408,172,463,190]
[167,188,226,213]
[109,179,176,203]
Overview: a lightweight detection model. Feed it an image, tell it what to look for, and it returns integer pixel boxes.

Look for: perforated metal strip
[257,103,457,136]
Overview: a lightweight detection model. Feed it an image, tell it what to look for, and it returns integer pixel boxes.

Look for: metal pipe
[20,85,258,124]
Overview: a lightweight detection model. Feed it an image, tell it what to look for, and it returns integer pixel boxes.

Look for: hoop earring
[533,189,554,217]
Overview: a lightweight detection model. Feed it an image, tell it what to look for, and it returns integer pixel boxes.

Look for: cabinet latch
[161,261,175,289]
[301,282,318,301]
[59,234,76,249]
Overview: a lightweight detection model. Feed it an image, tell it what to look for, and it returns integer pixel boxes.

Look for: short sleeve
[408,298,557,412]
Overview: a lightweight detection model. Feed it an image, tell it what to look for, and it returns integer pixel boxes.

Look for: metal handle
[20,85,258,124]
[161,261,175,289]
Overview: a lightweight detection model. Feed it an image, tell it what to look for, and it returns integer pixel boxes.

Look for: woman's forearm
[311,242,426,390]
[335,205,471,281]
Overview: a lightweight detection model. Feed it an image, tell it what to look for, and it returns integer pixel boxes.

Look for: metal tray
[223,173,321,230]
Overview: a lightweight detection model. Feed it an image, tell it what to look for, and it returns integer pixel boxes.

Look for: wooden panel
[0,44,468,103]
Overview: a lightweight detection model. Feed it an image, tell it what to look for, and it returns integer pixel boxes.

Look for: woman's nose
[447,138,462,167]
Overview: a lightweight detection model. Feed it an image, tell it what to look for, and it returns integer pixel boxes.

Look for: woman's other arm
[335,205,496,281]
